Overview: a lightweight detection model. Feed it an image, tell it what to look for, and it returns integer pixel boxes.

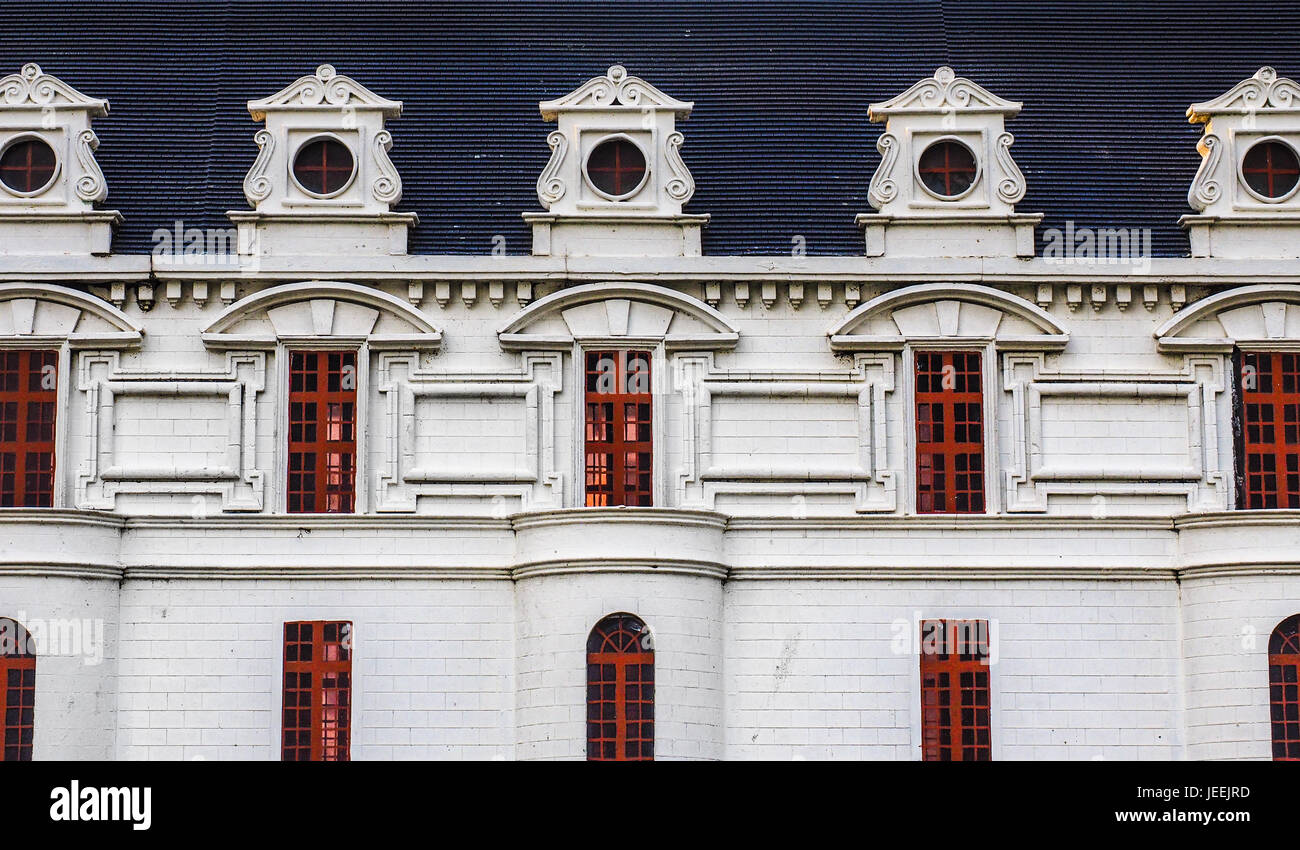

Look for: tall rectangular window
[0,350,57,507]
[1236,351,1300,509]
[920,618,991,761]
[282,620,352,762]
[915,350,984,513]
[584,350,652,507]
[1,618,35,762]
[288,351,356,513]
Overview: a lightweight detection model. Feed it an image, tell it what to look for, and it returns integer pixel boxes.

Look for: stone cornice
[9,255,1300,287]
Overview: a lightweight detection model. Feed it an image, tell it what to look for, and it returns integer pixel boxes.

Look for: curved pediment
[869,66,1021,118]
[202,281,441,350]
[1156,284,1300,352]
[498,282,738,352]
[829,283,1068,352]
[247,64,401,120]
[539,65,692,120]
[0,282,141,348]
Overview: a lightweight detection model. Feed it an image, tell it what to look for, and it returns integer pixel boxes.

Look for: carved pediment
[829,283,1068,351]
[869,66,1022,118]
[539,65,692,120]
[498,282,738,351]
[202,281,441,350]
[1188,67,1300,121]
[248,64,401,120]
[0,63,108,114]
[0,282,141,347]
[1156,284,1300,351]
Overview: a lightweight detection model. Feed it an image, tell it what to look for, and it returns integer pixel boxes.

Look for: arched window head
[587,613,654,761]
[0,616,35,762]
[1269,614,1300,760]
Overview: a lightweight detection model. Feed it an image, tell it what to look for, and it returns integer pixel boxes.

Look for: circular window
[585,137,647,198]
[1242,140,1300,200]
[0,137,57,195]
[291,137,355,197]
[917,139,978,199]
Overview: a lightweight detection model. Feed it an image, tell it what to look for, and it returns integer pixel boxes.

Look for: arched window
[1270,615,1300,760]
[0,617,35,761]
[586,613,654,761]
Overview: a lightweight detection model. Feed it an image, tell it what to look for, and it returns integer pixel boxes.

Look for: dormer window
[1241,139,1300,201]
[585,136,647,199]
[525,65,707,257]
[0,64,118,255]
[859,67,1038,258]
[291,136,355,197]
[917,139,978,199]
[1184,68,1300,257]
[231,65,415,257]
[0,137,57,195]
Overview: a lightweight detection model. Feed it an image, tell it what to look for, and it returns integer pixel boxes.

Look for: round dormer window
[917,139,978,199]
[292,137,356,197]
[0,137,57,195]
[585,137,648,199]
[1242,139,1300,201]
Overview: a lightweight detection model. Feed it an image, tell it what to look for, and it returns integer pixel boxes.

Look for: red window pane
[920,619,991,761]
[915,351,984,514]
[292,138,355,195]
[0,350,57,507]
[0,617,35,762]
[586,138,647,197]
[584,350,652,506]
[287,351,356,513]
[282,620,352,762]
[0,138,57,194]
[1270,615,1300,761]
[587,613,654,761]
[1237,351,1300,509]
[1243,141,1300,199]
[918,140,978,197]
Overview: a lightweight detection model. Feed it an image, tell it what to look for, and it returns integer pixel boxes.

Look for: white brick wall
[0,576,119,760]
[113,579,515,760]
[515,572,724,760]
[1180,574,1300,760]
[724,579,1183,760]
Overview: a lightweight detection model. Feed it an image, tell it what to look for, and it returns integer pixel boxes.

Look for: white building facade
[2,63,1300,761]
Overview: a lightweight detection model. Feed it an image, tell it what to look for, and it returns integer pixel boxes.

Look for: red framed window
[920,618,991,761]
[1,617,35,762]
[0,350,57,507]
[584,350,652,507]
[915,350,985,513]
[282,621,352,762]
[1270,615,1300,760]
[587,613,654,761]
[288,351,356,513]
[1235,351,1300,509]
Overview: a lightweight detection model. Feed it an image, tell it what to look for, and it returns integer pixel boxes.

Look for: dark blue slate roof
[1,0,1296,257]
